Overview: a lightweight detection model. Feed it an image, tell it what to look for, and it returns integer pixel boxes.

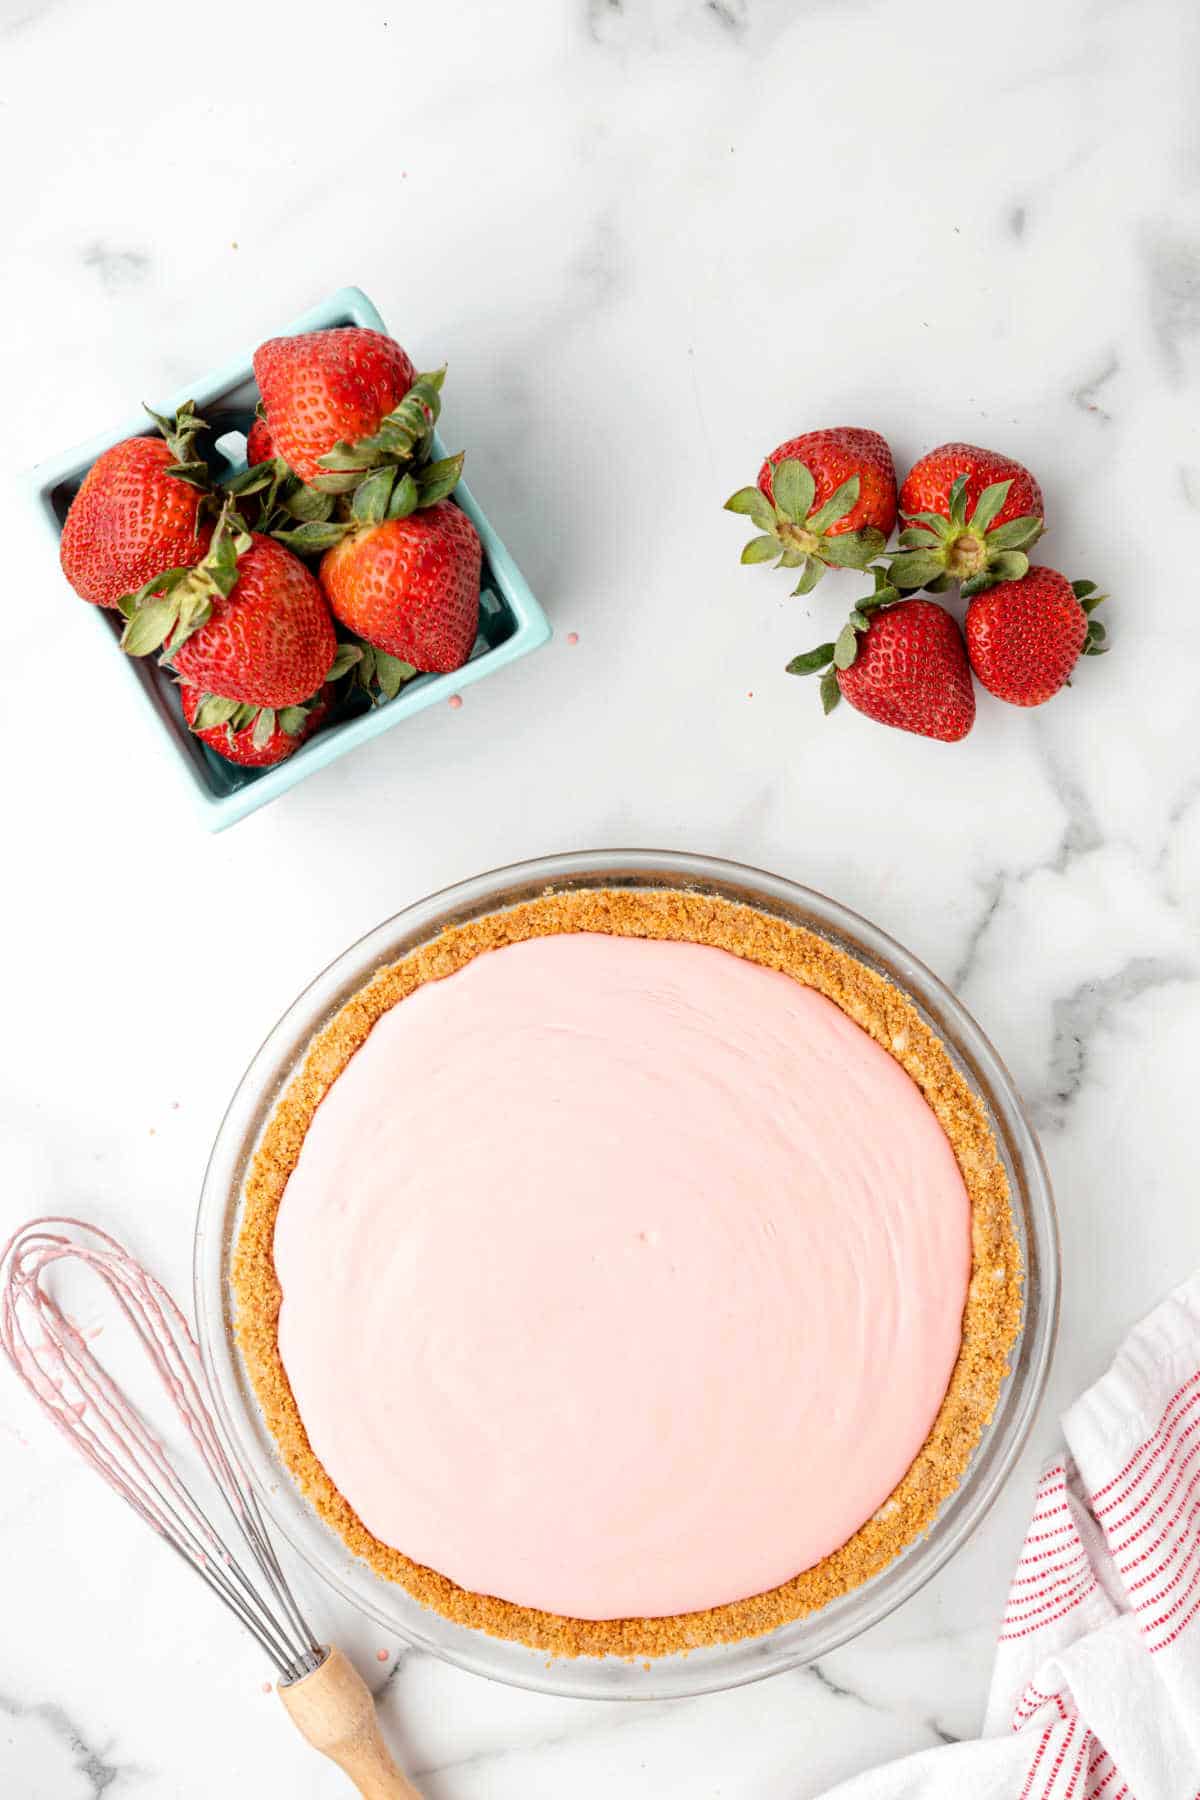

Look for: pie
[233,886,1021,1658]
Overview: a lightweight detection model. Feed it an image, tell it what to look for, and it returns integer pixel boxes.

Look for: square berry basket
[29,287,551,831]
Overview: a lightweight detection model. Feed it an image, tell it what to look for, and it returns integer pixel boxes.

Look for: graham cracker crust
[232,886,1022,1659]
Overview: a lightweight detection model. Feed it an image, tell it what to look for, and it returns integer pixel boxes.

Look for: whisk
[0,1217,422,1799]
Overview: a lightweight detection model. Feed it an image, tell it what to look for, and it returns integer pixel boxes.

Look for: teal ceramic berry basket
[29,287,551,832]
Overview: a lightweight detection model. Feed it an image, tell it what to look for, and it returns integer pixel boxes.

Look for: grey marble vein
[1036,955,1196,1129]
[0,1688,139,1796]
[1008,204,1029,240]
[705,0,749,34]
[0,0,61,38]
[953,730,1103,996]
[952,869,1009,994]
[372,1643,420,1698]
[82,242,151,294]
[1141,223,1200,380]
[1072,351,1119,422]
[809,1660,854,1701]
[585,0,622,43]
[807,1661,963,1751]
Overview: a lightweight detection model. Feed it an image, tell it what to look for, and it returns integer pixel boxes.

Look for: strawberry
[119,506,339,712]
[889,443,1044,594]
[252,328,442,491]
[59,403,212,608]
[725,427,896,594]
[181,680,334,767]
[965,568,1108,706]
[245,415,276,466]
[277,457,480,673]
[788,572,975,742]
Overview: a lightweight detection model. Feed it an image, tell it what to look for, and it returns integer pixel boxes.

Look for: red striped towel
[821,1276,1200,1799]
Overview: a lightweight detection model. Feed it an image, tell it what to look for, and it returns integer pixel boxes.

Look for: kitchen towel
[820,1273,1200,1799]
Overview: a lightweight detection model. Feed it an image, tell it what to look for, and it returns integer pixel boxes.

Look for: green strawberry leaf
[792,556,825,596]
[819,668,842,715]
[416,452,465,506]
[339,371,445,472]
[741,535,781,566]
[277,706,310,737]
[373,651,417,700]
[351,466,398,525]
[387,473,420,520]
[900,510,954,539]
[116,564,190,618]
[1083,614,1109,655]
[251,707,276,750]
[988,550,1030,581]
[785,642,836,676]
[966,479,1013,535]
[316,443,372,473]
[121,598,179,656]
[192,693,242,731]
[273,521,349,554]
[888,548,944,590]
[833,622,860,670]
[1073,579,1098,600]
[947,474,970,530]
[224,463,275,497]
[285,482,336,523]
[986,515,1043,551]
[309,469,365,496]
[327,642,364,681]
[724,485,777,533]
[163,459,213,491]
[861,568,901,605]
[960,571,998,598]
[821,526,886,570]
[898,525,941,548]
[772,459,816,527]
[806,475,861,536]
[206,530,243,599]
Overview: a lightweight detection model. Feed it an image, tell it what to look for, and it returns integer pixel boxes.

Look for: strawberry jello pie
[233,886,1021,1658]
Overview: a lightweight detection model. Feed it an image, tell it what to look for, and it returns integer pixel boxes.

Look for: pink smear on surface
[566,631,579,646]
[448,694,463,710]
[274,933,972,1621]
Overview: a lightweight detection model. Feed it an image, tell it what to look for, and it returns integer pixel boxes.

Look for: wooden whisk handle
[277,1646,423,1798]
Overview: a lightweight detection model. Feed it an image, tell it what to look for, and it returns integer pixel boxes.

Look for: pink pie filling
[274,933,971,1620]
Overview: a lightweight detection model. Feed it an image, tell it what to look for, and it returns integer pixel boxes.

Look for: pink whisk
[1,1217,420,1799]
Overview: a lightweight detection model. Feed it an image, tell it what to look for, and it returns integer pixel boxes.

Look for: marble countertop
[3,0,1198,1792]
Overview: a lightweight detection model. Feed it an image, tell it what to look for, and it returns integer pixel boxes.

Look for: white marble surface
[3,0,1199,1792]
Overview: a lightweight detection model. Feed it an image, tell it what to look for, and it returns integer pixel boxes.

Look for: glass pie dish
[194,849,1059,1699]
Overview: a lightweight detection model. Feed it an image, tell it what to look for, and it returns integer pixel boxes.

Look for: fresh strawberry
[277,456,480,673]
[788,573,975,741]
[965,568,1108,706]
[245,415,276,466]
[59,403,212,608]
[181,680,333,767]
[725,427,896,594]
[889,443,1044,594]
[119,506,338,708]
[252,328,442,490]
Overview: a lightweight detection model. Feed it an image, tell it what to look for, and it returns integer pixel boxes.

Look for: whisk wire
[0,1218,324,1680]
